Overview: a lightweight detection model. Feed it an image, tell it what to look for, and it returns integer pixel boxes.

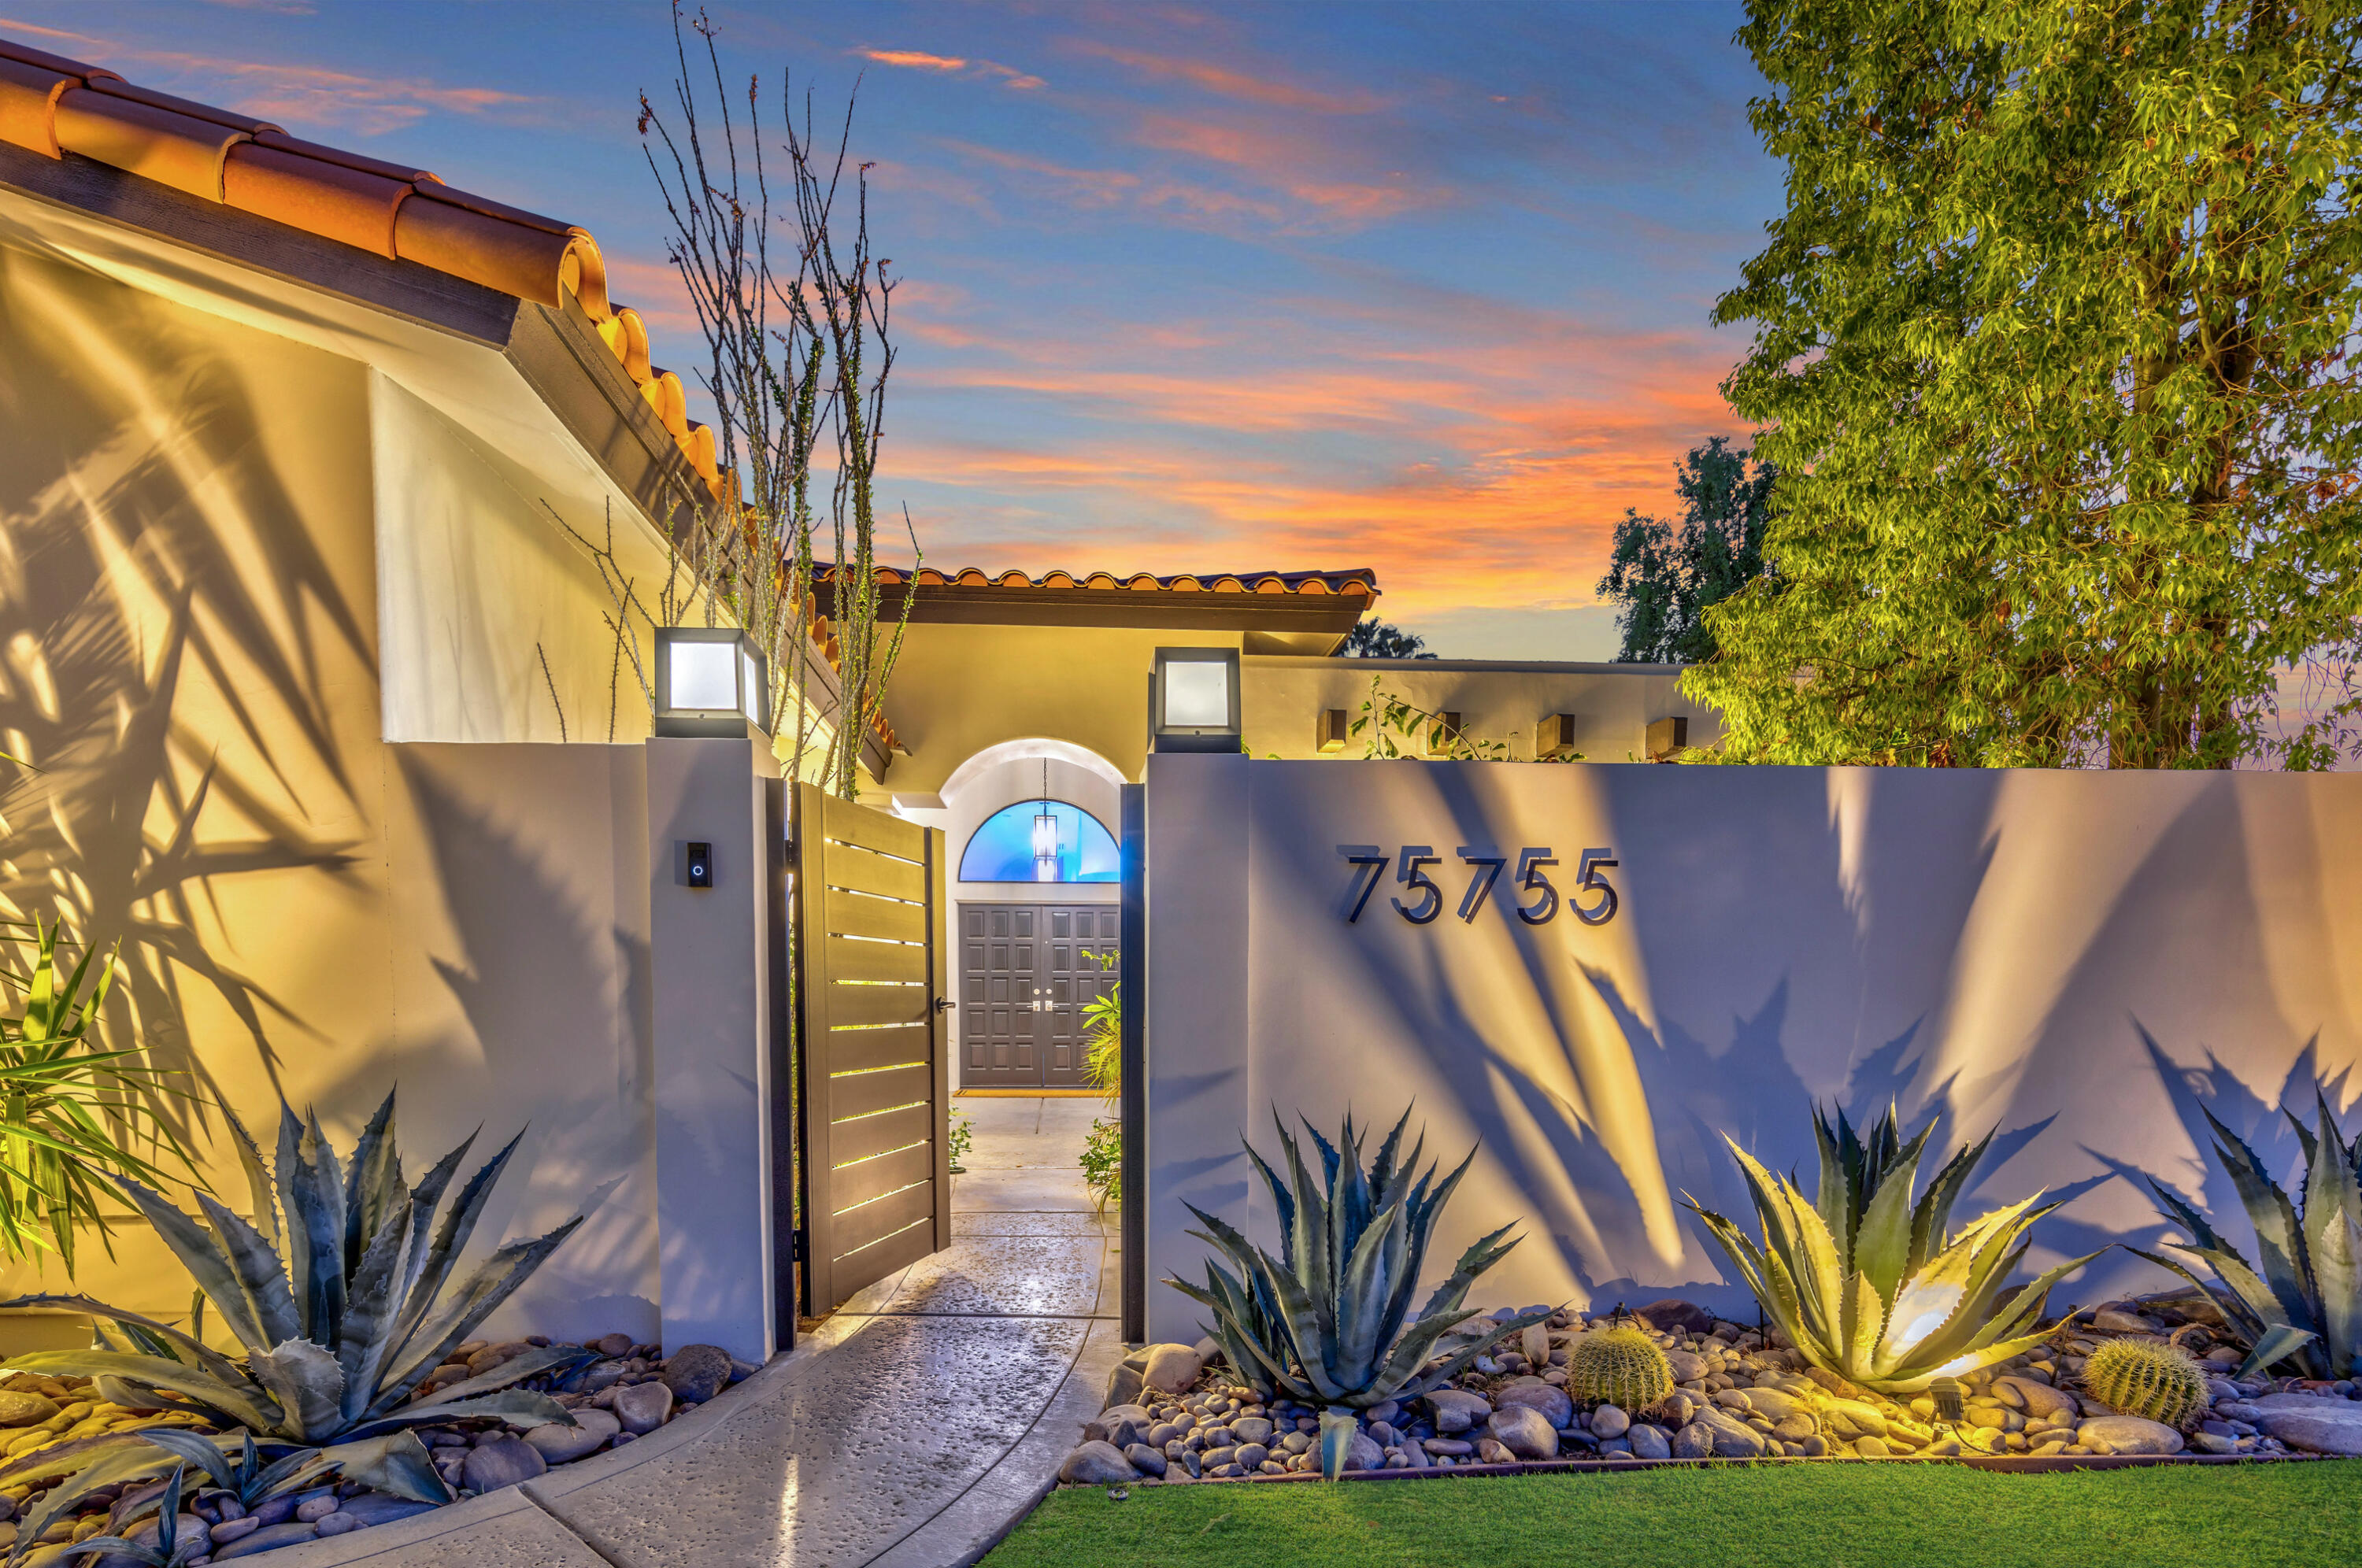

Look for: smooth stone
[1422,1437,1472,1455]
[1476,1437,1516,1465]
[462,1436,548,1492]
[2078,1415,2185,1455]
[313,1512,362,1537]
[1672,1422,1714,1459]
[1636,1299,1713,1334]
[1498,1383,1572,1429]
[1342,1432,1385,1471]
[593,1333,635,1358]
[1124,1444,1168,1477]
[0,1394,58,1429]
[1772,1415,1816,1442]
[1852,1436,1890,1458]
[1060,1441,1140,1484]
[1820,1400,1888,1440]
[613,1381,674,1435]
[527,1407,620,1464]
[1141,1344,1206,1396]
[1228,1416,1273,1445]
[1234,1442,1269,1468]
[1487,1405,1559,1460]
[2192,1431,2238,1455]
[1627,1422,1672,1459]
[1743,1387,1808,1422]
[1692,1404,1768,1458]
[337,1495,438,1528]
[1664,1349,1706,1383]
[1588,1403,1631,1439]
[661,1344,733,1404]
[2248,1392,2362,1456]
[294,1496,340,1523]
[466,1339,535,1375]
[1104,1363,1146,1409]
[2206,1377,2242,1404]
[2091,1309,2162,1336]
[209,1517,262,1544]
[217,1522,320,1559]
[1426,1389,1493,1434]
[1994,1376,2079,1421]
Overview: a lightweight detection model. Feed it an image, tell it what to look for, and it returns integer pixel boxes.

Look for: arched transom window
[958,801,1120,883]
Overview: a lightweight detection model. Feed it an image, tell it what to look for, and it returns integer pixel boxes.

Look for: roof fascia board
[1247,655,1692,675]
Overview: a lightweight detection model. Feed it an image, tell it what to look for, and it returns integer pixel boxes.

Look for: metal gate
[790,782,951,1314]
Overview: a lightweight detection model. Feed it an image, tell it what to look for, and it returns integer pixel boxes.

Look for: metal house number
[1342,846,1619,927]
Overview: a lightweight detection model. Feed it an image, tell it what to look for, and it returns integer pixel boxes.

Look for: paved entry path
[298,1096,1121,1568]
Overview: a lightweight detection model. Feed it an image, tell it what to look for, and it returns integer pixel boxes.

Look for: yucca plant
[2131,1092,2360,1381]
[0,1089,585,1445]
[1171,1107,1549,1479]
[1685,1105,2097,1393]
[0,916,195,1273]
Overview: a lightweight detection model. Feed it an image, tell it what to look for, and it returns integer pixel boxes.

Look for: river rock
[1588,1403,1631,1439]
[1061,1440,1139,1484]
[1637,1299,1713,1335]
[1820,1400,1888,1441]
[1628,1422,1672,1459]
[1228,1416,1273,1445]
[1664,1349,1706,1384]
[464,1436,548,1492]
[528,1407,620,1465]
[0,1393,58,1428]
[1104,1360,1146,1409]
[1742,1387,1808,1422]
[2078,1415,2185,1455]
[1692,1404,1768,1458]
[1498,1382,1572,1429]
[1488,1405,1559,1460]
[614,1381,674,1435]
[1427,1389,1493,1433]
[661,1344,734,1404]
[337,1495,439,1528]
[1141,1344,1205,1395]
[1342,1431,1386,1471]
[2248,1392,2362,1456]
[466,1339,535,1376]
[1672,1422,1714,1459]
[1994,1376,2079,1421]
[1124,1444,1168,1477]
[217,1522,320,1559]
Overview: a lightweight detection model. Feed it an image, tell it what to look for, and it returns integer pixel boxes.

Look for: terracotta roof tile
[853,566,1377,598]
[0,31,721,505]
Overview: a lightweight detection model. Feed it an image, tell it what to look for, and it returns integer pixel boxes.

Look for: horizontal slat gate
[796,783,951,1313]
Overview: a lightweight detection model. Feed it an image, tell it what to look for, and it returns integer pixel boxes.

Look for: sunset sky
[4,1,1784,660]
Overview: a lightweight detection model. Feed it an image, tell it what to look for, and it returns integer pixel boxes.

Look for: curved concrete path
[256,1098,1117,1568]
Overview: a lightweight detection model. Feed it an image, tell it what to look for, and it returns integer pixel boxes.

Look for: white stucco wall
[0,214,663,1343]
[1145,754,2362,1342]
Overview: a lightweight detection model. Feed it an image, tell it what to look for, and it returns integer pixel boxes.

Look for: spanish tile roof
[0,32,729,506]
[863,566,1376,596]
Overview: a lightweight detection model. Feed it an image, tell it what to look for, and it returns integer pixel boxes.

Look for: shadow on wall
[0,241,372,1152]
[1220,758,2360,1322]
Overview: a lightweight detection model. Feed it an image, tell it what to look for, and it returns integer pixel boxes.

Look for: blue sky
[6,1,1785,659]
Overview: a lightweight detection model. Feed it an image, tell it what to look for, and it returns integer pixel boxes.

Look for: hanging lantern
[1032,761,1058,882]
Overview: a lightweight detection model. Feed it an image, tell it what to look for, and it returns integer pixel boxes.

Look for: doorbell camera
[683,841,713,889]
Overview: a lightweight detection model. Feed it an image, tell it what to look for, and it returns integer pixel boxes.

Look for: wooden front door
[959,901,1118,1088]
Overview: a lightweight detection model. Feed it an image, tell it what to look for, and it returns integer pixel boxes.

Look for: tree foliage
[1691,0,2362,767]
[1337,618,1437,659]
[1598,436,1778,664]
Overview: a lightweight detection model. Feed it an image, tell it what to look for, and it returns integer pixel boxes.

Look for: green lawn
[985,1461,2362,1568]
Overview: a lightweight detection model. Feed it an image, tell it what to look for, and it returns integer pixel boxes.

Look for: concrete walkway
[272,1096,1119,1568]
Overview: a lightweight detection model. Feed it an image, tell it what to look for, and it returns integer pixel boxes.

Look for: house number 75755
[1342,846,1619,927]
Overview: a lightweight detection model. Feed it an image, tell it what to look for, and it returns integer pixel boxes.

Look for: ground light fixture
[1150,646,1241,753]
[653,627,771,738]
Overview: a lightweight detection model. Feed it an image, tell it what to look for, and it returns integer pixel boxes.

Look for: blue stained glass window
[958,800,1120,883]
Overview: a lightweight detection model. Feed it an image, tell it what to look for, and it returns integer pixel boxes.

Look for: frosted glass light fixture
[1032,762,1058,882]
[1151,647,1241,753]
[654,627,771,738]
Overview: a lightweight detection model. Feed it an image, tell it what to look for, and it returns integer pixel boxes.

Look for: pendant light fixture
[1032,760,1058,882]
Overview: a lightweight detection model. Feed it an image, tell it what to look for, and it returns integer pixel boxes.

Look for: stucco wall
[1144,754,2362,1342]
[0,232,661,1341]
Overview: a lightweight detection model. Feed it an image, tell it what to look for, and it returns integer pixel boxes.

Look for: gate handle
[932,996,953,1013]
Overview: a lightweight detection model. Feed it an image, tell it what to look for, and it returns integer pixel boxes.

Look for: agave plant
[1685,1104,2098,1394]
[0,1088,585,1445]
[0,915,196,1273]
[54,1460,202,1567]
[2131,1092,2360,1381]
[1170,1107,1549,1479]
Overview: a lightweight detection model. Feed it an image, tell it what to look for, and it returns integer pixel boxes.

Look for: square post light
[654,627,772,739]
[1150,647,1241,753]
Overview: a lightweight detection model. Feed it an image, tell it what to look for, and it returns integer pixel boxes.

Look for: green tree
[1691,0,2362,767]
[1598,435,1778,664]
[1337,618,1437,659]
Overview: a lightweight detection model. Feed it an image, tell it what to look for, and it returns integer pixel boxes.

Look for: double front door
[960,903,1119,1088]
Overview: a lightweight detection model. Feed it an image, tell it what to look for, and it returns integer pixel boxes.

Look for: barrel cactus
[1564,1324,1673,1412]
[2082,1337,2208,1429]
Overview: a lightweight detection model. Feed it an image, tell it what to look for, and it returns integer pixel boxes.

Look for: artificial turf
[982,1460,2362,1568]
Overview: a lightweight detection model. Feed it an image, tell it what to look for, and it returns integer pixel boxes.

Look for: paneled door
[959,902,1118,1088]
